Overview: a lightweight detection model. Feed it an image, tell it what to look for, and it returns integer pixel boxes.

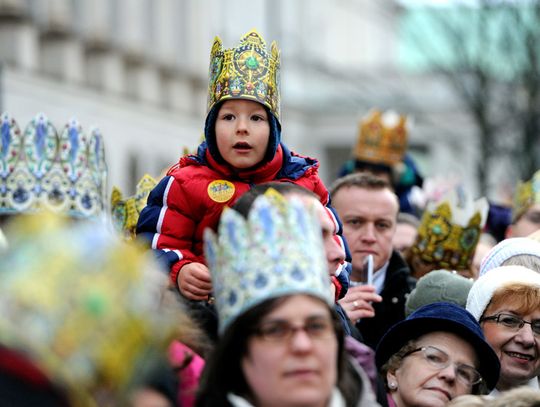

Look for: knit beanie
[479,237,540,277]
[405,269,473,317]
[466,265,540,320]
[204,102,281,166]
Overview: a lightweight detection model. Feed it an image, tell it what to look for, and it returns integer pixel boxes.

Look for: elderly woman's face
[241,294,338,407]
[481,303,540,389]
[387,331,478,407]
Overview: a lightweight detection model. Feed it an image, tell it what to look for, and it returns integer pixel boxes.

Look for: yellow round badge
[207,180,235,203]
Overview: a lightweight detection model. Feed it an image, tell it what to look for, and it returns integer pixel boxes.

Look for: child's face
[215,99,270,169]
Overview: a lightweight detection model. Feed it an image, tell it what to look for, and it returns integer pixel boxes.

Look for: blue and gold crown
[207,29,281,121]
[111,174,157,239]
[354,110,408,166]
[411,188,488,273]
[513,169,540,222]
[0,113,107,219]
[204,192,332,333]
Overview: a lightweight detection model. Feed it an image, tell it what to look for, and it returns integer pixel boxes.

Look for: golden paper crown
[0,213,182,405]
[111,174,157,239]
[513,169,540,222]
[354,110,408,166]
[411,189,488,272]
[207,29,281,121]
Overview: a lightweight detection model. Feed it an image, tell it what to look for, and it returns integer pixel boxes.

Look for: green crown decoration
[207,29,281,121]
[412,188,488,272]
[204,191,332,333]
[0,112,107,219]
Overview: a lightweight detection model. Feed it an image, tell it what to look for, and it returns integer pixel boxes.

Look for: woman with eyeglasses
[375,302,500,407]
[196,193,379,406]
[467,265,540,394]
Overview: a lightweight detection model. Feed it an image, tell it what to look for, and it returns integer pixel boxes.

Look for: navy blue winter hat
[204,101,282,166]
[376,302,500,391]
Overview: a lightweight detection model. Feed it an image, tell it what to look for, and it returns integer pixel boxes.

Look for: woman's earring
[388,381,398,390]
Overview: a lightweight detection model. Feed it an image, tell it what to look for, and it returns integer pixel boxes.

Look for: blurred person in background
[0,213,195,406]
[392,212,420,255]
[507,170,540,238]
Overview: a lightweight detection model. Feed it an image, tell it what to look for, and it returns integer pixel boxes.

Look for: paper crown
[411,188,488,272]
[0,112,107,219]
[204,192,332,334]
[111,174,157,239]
[513,169,540,222]
[354,110,408,166]
[0,213,182,405]
[207,29,281,121]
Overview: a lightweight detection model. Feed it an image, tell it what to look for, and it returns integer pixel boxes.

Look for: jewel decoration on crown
[513,169,540,222]
[0,113,107,218]
[207,29,281,122]
[111,174,157,239]
[204,191,332,333]
[411,187,488,271]
[354,110,408,166]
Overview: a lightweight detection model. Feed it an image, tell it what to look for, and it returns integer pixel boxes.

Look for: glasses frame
[480,313,540,336]
[403,345,483,386]
[253,317,337,342]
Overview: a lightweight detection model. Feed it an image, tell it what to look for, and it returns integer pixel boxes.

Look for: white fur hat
[466,265,540,320]
[479,237,540,277]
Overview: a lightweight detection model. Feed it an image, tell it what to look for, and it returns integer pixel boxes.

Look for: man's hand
[177,262,212,300]
[338,285,382,322]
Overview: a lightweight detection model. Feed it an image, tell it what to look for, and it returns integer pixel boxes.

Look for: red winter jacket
[136,142,329,286]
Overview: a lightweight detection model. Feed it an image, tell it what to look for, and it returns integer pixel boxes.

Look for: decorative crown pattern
[0,213,181,404]
[354,110,408,166]
[204,191,332,334]
[0,113,107,218]
[513,169,540,222]
[207,29,281,121]
[111,174,157,239]
[411,188,488,273]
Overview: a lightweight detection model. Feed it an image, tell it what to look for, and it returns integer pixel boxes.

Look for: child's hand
[178,262,213,300]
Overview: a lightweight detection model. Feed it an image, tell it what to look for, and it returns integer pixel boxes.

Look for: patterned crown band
[204,191,332,334]
[111,174,157,239]
[411,189,488,272]
[207,29,281,121]
[513,169,540,222]
[354,110,408,166]
[0,113,107,219]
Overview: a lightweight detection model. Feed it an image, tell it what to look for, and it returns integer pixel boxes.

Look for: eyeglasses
[403,346,482,386]
[480,313,540,336]
[254,318,335,342]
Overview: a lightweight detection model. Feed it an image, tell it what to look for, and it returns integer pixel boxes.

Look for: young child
[137,30,337,301]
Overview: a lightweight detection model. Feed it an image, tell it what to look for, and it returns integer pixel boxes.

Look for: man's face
[508,204,540,238]
[332,186,398,280]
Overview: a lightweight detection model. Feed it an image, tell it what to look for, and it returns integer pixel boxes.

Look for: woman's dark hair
[195,295,363,406]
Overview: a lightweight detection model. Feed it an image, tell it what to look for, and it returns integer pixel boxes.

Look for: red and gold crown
[354,110,408,166]
[513,169,540,222]
[411,188,488,272]
[207,29,280,121]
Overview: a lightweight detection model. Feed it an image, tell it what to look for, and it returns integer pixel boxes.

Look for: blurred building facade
[0,0,479,199]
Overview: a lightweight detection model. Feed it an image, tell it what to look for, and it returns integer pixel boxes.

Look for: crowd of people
[2,28,540,407]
